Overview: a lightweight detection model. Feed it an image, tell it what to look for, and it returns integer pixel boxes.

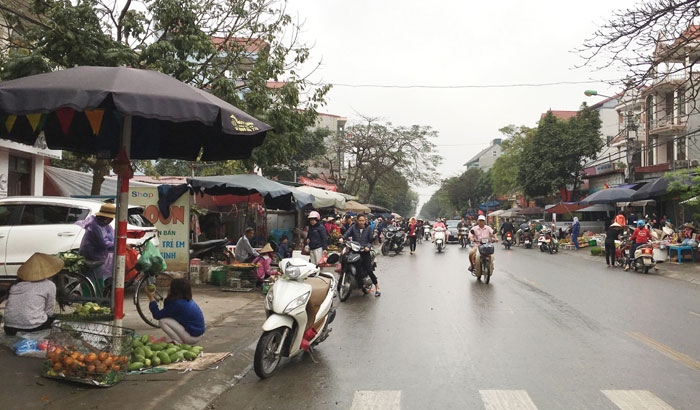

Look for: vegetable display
[127,334,204,371]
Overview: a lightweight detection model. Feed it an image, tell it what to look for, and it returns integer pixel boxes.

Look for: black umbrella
[579,188,636,205]
[0,66,270,322]
[0,66,271,160]
[631,175,694,200]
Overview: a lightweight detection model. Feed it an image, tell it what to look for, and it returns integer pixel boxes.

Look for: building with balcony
[637,25,700,179]
[306,112,348,186]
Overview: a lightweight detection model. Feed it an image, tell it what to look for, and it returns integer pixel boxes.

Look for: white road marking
[602,390,675,410]
[350,390,401,410]
[479,390,539,410]
[689,311,700,317]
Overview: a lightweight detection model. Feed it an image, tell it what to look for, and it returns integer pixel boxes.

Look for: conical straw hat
[17,253,64,282]
[260,243,274,254]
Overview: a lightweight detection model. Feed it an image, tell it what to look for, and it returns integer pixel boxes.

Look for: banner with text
[130,186,190,272]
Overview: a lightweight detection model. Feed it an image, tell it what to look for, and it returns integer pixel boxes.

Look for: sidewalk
[0,285,266,410]
[561,248,700,285]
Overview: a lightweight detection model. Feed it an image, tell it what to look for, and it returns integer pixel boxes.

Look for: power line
[316,79,611,89]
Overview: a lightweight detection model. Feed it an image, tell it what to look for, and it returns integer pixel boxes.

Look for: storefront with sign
[0,135,62,197]
[129,186,190,273]
[583,163,626,194]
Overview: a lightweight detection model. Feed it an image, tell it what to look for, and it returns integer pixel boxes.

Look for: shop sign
[595,163,615,174]
[130,186,190,272]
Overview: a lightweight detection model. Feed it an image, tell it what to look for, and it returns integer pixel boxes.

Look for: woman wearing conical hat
[4,253,64,336]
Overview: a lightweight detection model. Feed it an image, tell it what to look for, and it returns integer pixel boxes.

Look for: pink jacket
[254,255,275,280]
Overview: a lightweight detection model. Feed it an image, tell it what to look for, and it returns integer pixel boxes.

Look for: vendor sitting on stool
[146,278,205,345]
[235,227,259,263]
[4,253,64,336]
[254,243,278,286]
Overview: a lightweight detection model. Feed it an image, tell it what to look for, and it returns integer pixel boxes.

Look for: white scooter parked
[434,227,446,253]
[254,258,337,378]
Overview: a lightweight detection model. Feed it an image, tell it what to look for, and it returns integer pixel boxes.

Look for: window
[492,150,497,157]
[677,137,687,161]
[128,208,154,227]
[67,207,90,223]
[679,89,686,116]
[0,205,22,226]
[19,205,70,225]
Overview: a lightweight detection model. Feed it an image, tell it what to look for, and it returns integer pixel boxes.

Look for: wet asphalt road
[214,240,700,410]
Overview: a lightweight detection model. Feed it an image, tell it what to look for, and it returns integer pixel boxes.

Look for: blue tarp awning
[478,200,501,212]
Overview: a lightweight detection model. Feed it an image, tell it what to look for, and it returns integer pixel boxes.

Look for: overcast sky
[287,0,639,210]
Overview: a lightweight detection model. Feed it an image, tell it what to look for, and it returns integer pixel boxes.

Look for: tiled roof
[540,110,578,121]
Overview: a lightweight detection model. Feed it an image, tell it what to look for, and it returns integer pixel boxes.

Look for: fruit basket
[54,302,113,322]
[42,321,134,387]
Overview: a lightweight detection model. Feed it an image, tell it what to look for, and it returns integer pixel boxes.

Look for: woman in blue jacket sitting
[147,278,205,344]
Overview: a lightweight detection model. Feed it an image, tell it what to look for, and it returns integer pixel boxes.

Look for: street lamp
[584,90,613,98]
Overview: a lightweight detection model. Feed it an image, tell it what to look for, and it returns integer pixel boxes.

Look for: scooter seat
[304,276,330,330]
[190,239,228,250]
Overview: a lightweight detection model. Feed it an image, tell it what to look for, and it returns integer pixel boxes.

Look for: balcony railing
[650,72,700,86]
[647,116,687,135]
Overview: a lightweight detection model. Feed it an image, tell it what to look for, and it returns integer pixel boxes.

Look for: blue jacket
[150,299,205,337]
[307,223,328,250]
[572,221,580,236]
[342,223,374,248]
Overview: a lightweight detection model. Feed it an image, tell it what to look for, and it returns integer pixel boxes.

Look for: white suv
[0,197,159,278]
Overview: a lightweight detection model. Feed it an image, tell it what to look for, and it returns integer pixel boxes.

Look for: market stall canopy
[364,203,390,214]
[296,185,346,209]
[500,207,522,217]
[488,209,505,217]
[630,175,694,200]
[342,201,371,213]
[44,166,152,197]
[545,202,589,214]
[579,188,635,204]
[0,66,271,160]
[578,204,614,212]
[187,174,314,210]
[517,206,544,215]
[478,200,501,212]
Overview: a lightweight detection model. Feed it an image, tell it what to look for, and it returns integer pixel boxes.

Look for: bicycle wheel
[53,272,97,312]
[135,272,173,328]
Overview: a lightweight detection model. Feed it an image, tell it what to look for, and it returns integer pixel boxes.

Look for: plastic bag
[13,338,39,355]
[135,242,167,273]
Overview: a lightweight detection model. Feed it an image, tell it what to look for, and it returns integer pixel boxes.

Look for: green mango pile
[127,334,204,371]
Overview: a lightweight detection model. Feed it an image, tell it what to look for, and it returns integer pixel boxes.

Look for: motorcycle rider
[468,215,498,272]
[624,219,652,271]
[500,218,515,242]
[516,221,529,245]
[340,214,381,297]
[457,217,467,242]
[432,218,447,242]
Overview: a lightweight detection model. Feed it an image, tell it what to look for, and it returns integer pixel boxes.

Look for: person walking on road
[605,222,623,267]
[407,217,418,255]
[306,211,328,266]
[571,217,581,250]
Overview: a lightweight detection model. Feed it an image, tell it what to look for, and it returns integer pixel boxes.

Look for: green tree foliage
[0,0,329,192]
[420,187,455,220]
[491,125,529,197]
[357,169,418,217]
[667,168,700,222]
[442,168,493,216]
[518,104,602,198]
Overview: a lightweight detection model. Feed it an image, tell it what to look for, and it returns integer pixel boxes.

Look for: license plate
[525,240,530,244]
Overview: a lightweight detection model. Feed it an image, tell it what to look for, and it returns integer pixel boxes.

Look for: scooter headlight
[285,266,302,280]
[265,287,274,310]
[284,291,310,313]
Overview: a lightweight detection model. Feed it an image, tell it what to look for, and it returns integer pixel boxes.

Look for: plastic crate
[42,321,135,387]
[221,266,257,291]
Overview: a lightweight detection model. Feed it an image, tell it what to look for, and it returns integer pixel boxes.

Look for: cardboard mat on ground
[160,352,231,371]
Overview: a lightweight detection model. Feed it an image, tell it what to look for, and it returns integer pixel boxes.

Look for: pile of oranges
[45,346,129,380]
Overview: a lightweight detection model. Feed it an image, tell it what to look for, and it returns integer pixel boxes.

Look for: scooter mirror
[326,253,340,264]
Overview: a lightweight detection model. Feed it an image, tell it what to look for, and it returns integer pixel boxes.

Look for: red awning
[545,202,589,214]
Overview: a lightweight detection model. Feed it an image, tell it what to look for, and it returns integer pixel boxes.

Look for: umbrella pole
[113,115,132,324]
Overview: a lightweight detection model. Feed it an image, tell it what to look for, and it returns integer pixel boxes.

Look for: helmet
[308,211,320,220]
[478,215,486,221]
[637,220,645,227]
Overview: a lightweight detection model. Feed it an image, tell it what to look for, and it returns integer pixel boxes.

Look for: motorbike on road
[521,228,533,249]
[502,232,514,250]
[381,226,406,255]
[433,227,446,253]
[332,240,375,302]
[254,258,337,379]
[472,238,495,283]
[459,227,470,248]
[629,242,656,273]
[538,228,559,254]
[424,226,432,241]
